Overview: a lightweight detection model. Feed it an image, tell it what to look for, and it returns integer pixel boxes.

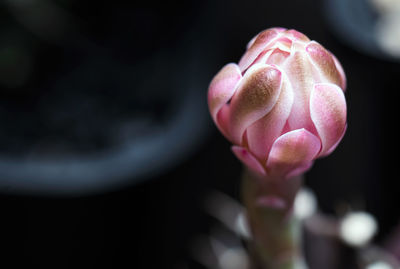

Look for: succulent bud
[208,27,347,178]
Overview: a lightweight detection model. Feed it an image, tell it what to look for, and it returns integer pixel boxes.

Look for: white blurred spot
[294,258,309,269]
[339,211,378,247]
[219,248,249,269]
[234,211,251,239]
[370,0,400,57]
[209,237,249,269]
[369,0,400,13]
[205,191,249,238]
[366,261,393,269]
[375,12,400,57]
[294,188,317,220]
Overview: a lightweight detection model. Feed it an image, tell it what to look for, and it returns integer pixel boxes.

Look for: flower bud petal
[216,104,232,140]
[232,146,266,175]
[332,54,347,91]
[284,29,310,42]
[246,74,294,162]
[229,64,282,144]
[208,63,242,122]
[321,124,347,157]
[306,41,345,88]
[266,129,321,176]
[310,83,347,156]
[239,29,279,71]
[266,48,290,66]
[284,51,317,133]
[286,161,313,178]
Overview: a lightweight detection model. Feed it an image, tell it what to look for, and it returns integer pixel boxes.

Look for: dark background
[0,0,398,268]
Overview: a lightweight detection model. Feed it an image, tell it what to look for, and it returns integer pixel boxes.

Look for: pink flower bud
[208,27,347,178]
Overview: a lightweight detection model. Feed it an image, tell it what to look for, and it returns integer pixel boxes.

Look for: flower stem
[241,168,304,269]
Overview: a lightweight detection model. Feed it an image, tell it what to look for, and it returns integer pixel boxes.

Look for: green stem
[241,168,303,269]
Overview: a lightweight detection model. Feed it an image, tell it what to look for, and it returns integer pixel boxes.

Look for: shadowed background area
[0,0,398,268]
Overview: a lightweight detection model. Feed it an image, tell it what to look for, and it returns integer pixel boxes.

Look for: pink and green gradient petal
[266,129,321,177]
[229,64,282,145]
[232,146,266,175]
[246,74,294,162]
[310,83,347,156]
[284,50,318,134]
[239,28,280,71]
[208,63,242,122]
[306,41,345,89]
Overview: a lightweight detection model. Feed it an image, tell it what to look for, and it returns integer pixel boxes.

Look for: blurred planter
[0,0,218,195]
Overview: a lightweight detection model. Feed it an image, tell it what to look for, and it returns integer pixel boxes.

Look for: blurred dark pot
[0,0,218,195]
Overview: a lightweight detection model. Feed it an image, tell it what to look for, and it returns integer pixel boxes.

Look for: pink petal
[310,83,347,156]
[229,64,282,145]
[272,27,287,32]
[332,54,347,90]
[251,47,290,66]
[284,29,310,42]
[251,49,274,65]
[238,29,279,71]
[215,104,231,140]
[320,124,347,157]
[232,146,266,175]
[246,74,294,162]
[286,161,314,179]
[284,50,318,134]
[266,48,290,66]
[266,129,321,176]
[274,36,293,51]
[245,27,286,49]
[306,41,344,89]
[246,35,257,50]
[256,195,287,210]
[208,63,242,122]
